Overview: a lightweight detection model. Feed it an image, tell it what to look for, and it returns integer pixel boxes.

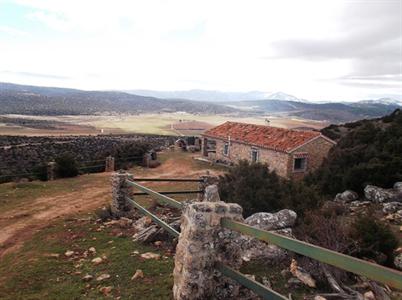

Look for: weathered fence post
[111,170,136,218]
[105,156,115,172]
[198,174,219,201]
[47,161,56,181]
[173,190,244,299]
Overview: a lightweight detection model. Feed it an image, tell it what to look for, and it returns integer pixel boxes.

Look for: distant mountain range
[0,82,400,123]
[125,89,275,102]
[0,82,235,115]
[225,99,401,122]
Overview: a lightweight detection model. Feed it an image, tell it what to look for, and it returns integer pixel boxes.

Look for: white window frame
[251,148,259,163]
[223,142,229,156]
[293,157,307,172]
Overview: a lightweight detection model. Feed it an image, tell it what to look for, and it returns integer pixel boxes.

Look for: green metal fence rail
[124,178,402,298]
[221,218,402,290]
[126,180,184,209]
[125,196,179,237]
[133,177,203,182]
[216,263,288,300]
[133,190,202,196]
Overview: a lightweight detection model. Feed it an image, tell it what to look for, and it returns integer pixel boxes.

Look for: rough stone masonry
[173,201,244,300]
[111,171,136,218]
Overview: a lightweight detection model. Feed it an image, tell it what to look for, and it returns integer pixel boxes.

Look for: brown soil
[0,173,111,258]
[0,153,222,259]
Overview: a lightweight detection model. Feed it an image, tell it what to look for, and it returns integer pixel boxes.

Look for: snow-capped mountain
[266,92,305,102]
[358,98,402,106]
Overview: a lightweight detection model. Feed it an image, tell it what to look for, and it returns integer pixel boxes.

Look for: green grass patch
[0,216,174,299]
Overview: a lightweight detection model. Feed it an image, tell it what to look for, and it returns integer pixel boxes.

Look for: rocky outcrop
[382,202,402,214]
[238,209,297,262]
[334,190,358,203]
[364,185,401,203]
[394,253,402,270]
[245,209,297,230]
[394,182,402,192]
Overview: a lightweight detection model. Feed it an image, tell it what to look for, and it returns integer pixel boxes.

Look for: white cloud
[0,0,401,100]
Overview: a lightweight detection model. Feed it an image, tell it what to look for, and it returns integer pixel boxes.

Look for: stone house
[201,121,336,179]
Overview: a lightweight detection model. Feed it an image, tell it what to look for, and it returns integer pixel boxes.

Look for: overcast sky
[0,0,401,101]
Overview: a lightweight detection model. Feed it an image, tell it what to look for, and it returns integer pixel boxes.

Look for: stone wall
[0,134,176,181]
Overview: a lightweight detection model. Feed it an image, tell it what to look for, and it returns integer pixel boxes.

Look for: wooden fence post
[173,198,244,299]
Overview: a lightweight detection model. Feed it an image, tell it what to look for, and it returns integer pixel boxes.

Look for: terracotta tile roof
[202,121,324,153]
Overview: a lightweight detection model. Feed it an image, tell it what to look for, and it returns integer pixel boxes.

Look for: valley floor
[0,113,328,136]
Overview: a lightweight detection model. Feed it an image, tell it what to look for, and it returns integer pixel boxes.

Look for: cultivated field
[0,113,329,136]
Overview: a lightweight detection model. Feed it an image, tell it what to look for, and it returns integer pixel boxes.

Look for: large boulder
[334,190,358,203]
[394,182,402,192]
[239,228,293,262]
[239,210,297,262]
[364,185,400,203]
[245,209,297,230]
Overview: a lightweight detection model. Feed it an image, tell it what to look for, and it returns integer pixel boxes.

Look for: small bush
[55,153,78,178]
[295,209,355,283]
[32,164,48,181]
[351,214,398,266]
[218,160,322,217]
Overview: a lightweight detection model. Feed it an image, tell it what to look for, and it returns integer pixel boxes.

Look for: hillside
[226,99,401,123]
[310,109,402,195]
[0,83,235,115]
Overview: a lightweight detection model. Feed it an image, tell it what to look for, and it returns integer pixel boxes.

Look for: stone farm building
[201,122,336,179]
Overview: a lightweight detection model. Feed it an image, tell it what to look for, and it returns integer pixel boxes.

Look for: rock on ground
[394,253,402,270]
[140,252,161,260]
[394,182,402,192]
[382,202,402,214]
[131,269,144,280]
[244,209,297,230]
[239,210,297,262]
[334,190,358,203]
[364,185,401,203]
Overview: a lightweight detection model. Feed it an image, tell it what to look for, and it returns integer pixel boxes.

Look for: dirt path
[0,174,111,258]
[0,153,222,259]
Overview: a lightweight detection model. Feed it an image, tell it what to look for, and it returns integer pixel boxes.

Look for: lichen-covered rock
[394,253,402,270]
[364,185,400,203]
[382,202,402,214]
[334,190,358,203]
[238,210,297,262]
[394,182,402,192]
[239,228,293,262]
[350,200,371,207]
[203,185,221,202]
[245,209,297,230]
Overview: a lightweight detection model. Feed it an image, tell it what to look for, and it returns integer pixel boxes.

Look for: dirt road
[0,153,222,259]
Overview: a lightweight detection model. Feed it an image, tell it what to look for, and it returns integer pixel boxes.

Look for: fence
[113,172,402,300]
[0,154,145,183]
